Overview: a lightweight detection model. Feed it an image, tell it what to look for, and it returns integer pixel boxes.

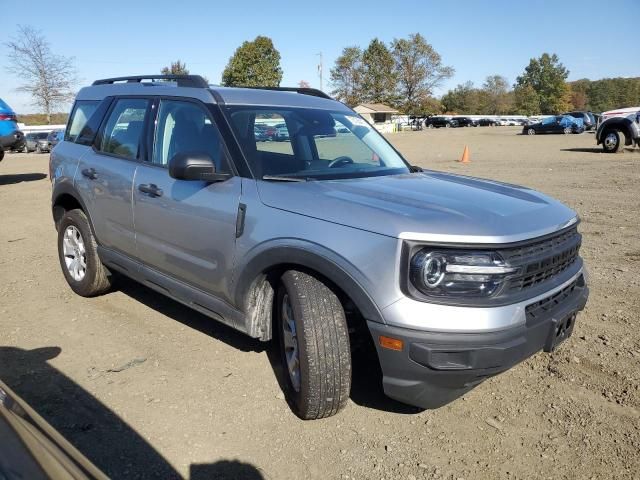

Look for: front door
[75,97,150,254]
[133,98,240,301]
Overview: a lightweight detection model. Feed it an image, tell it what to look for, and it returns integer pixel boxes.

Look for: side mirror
[168,152,230,182]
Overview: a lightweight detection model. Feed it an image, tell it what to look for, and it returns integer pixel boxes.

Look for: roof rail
[240,86,332,100]
[92,75,209,88]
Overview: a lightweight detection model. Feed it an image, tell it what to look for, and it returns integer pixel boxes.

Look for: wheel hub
[62,226,87,281]
[604,133,618,149]
[281,293,301,392]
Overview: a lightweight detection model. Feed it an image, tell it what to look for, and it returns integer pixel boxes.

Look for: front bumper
[368,274,589,409]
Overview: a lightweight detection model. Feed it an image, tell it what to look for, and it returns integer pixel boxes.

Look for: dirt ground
[1,127,639,480]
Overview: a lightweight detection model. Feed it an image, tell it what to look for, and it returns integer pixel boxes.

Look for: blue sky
[1,0,637,113]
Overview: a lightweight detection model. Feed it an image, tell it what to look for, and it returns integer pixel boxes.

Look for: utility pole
[317,52,323,91]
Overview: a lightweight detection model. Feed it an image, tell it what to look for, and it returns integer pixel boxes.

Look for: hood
[256,172,577,243]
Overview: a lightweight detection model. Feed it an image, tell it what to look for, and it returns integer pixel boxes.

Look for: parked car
[595,108,640,153]
[425,116,454,128]
[0,379,108,479]
[48,129,64,150]
[24,131,51,153]
[478,118,497,126]
[0,98,25,161]
[274,122,290,141]
[50,74,588,420]
[523,115,585,135]
[451,117,478,127]
[563,111,595,131]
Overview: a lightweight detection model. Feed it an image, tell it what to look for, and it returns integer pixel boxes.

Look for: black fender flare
[596,118,635,145]
[51,181,98,238]
[234,240,385,327]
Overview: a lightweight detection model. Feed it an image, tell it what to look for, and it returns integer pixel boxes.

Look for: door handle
[138,183,163,197]
[81,168,98,180]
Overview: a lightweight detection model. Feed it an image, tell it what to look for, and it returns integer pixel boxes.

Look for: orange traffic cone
[459,145,470,163]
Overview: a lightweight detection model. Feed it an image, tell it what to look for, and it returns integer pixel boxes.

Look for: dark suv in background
[564,111,595,131]
[424,116,454,128]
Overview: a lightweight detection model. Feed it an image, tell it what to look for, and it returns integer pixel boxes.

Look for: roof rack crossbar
[240,86,332,99]
[92,75,209,88]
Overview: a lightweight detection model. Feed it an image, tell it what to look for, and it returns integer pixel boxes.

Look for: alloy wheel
[62,225,87,281]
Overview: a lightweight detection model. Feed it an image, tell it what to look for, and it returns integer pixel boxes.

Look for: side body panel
[132,166,242,303]
[74,149,138,254]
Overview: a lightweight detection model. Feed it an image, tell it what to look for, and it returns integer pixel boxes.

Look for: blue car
[0,98,25,161]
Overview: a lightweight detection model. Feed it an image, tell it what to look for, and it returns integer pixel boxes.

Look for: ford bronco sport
[50,75,589,420]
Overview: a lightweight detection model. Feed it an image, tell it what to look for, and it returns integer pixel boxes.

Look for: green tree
[515,53,570,114]
[221,36,282,87]
[161,60,189,75]
[481,75,512,114]
[441,82,480,114]
[514,84,540,116]
[391,33,454,113]
[361,38,397,105]
[329,46,363,106]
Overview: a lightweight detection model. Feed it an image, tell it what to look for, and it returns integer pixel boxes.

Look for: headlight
[409,250,517,298]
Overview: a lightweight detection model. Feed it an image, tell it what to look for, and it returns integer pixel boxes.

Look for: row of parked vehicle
[0,97,65,161]
[418,111,598,132]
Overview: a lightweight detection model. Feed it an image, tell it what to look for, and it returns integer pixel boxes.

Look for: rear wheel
[57,209,113,297]
[563,127,572,134]
[277,270,351,420]
[602,130,621,153]
[0,148,4,162]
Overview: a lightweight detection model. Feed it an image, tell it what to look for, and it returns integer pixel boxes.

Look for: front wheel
[57,209,113,297]
[36,144,42,154]
[0,148,4,162]
[277,270,351,420]
[563,127,572,135]
[602,130,621,153]
[527,128,536,135]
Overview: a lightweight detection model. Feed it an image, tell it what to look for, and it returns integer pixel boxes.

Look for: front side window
[225,107,409,180]
[65,100,99,142]
[152,99,228,172]
[99,98,149,160]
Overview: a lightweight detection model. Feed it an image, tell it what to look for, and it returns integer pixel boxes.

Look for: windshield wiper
[262,175,308,182]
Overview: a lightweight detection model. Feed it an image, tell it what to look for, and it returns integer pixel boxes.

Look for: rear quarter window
[65,100,99,142]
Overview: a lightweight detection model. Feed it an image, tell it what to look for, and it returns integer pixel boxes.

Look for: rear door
[75,97,151,255]
[132,98,241,301]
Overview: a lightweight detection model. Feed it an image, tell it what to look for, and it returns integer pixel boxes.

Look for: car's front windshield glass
[225,106,410,180]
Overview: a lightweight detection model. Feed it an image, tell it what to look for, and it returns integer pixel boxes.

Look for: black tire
[0,148,4,162]
[527,128,536,136]
[36,144,42,154]
[57,209,112,297]
[601,129,621,153]
[277,270,351,420]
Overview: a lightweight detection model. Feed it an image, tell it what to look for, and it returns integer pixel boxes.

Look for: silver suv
[50,75,589,420]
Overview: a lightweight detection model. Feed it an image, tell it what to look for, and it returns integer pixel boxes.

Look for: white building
[354,104,399,133]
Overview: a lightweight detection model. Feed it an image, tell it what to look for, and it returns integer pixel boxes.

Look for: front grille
[525,275,584,326]
[501,226,581,292]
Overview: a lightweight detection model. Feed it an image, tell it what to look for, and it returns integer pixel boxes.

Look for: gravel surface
[0,127,638,479]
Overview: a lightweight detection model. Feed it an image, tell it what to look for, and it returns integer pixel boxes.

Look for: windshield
[225,106,410,180]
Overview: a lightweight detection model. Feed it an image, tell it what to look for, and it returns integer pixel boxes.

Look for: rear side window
[65,101,99,142]
[99,98,149,160]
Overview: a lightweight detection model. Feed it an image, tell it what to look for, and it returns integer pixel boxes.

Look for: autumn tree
[481,75,512,114]
[161,60,189,75]
[5,25,78,124]
[221,36,282,87]
[391,33,454,113]
[514,84,540,116]
[330,46,363,106]
[441,82,480,114]
[360,39,397,105]
[515,53,571,114]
